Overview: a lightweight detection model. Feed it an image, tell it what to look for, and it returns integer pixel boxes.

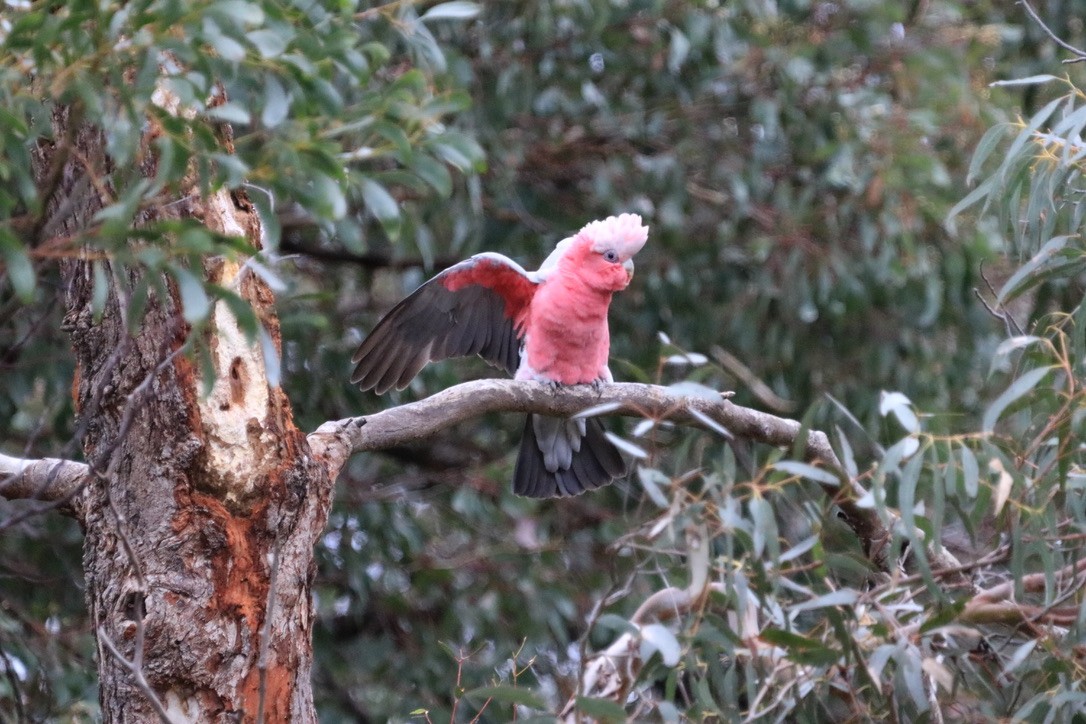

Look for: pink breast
[524,281,612,384]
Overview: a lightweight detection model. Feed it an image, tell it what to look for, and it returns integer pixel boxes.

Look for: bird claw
[540,379,606,395]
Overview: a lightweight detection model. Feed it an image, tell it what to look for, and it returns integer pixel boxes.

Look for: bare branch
[1019,0,1086,63]
[945,552,1086,628]
[710,345,797,413]
[969,554,1086,606]
[559,582,724,719]
[314,380,832,459]
[629,582,724,626]
[97,627,175,724]
[310,379,954,574]
[0,453,90,512]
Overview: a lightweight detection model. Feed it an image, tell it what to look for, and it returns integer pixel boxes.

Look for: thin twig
[255,536,283,724]
[0,640,27,724]
[449,649,464,723]
[1019,0,1086,64]
[97,627,174,724]
[972,551,1086,605]
[973,288,1022,337]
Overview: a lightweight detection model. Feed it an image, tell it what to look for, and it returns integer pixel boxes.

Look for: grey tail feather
[512,414,627,498]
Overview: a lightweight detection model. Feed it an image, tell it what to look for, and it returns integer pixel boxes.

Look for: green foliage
[297,2,1086,720]
[0,0,480,328]
[7,0,1086,721]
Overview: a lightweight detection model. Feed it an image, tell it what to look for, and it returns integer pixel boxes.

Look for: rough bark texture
[36,109,333,722]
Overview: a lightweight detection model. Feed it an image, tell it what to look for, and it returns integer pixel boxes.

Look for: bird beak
[623,258,635,281]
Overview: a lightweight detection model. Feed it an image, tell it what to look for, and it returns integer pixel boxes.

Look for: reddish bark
[33,107,337,722]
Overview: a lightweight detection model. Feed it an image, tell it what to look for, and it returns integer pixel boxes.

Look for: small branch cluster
[961,554,1086,627]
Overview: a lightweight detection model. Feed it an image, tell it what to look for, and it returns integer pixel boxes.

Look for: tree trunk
[38,109,332,721]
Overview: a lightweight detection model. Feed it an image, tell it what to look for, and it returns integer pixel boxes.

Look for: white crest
[533,213,649,279]
[580,213,649,258]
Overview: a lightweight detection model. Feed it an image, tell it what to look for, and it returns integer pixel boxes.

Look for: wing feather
[352,329,403,393]
[351,254,538,391]
[374,339,411,394]
[513,415,627,498]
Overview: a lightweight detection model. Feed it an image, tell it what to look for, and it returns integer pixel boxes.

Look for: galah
[351,213,649,498]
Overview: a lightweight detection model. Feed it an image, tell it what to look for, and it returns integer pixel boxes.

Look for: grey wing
[350,254,537,394]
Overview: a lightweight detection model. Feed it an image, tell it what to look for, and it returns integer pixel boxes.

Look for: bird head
[571,213,649,291]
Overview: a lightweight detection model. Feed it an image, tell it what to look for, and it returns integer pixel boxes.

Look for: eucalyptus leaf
[206,102,251,125]
[960,444,979,498]
[463,685,544,709]
[0,237,35,302]
[420,1,481,21]
[247,28,289,58]
[640,623,681,666]
[989,74,1060,87]
[261,74,290,128]
[171,266,210,323]
[790,589,858,613]
[982,365,1054,432]
[575,697,627,723]
[773,461,841,486]
[91,261,110,322]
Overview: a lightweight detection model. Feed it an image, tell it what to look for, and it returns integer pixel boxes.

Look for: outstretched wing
[351,253,538,394]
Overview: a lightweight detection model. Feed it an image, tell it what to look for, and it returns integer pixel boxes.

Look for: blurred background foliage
[5,0,1086,720]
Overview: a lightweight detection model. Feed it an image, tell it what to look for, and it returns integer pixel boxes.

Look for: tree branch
[1,341,184,523]
[3,376,956,579]
[0,452,90,516]
[309,379,948,574]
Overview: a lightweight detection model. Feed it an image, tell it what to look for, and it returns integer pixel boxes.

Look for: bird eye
[603,249,619,263]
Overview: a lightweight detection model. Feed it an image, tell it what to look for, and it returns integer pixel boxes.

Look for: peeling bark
[34,108,332,722]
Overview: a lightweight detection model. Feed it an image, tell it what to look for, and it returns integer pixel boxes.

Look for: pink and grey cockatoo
[350,213,650,498]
